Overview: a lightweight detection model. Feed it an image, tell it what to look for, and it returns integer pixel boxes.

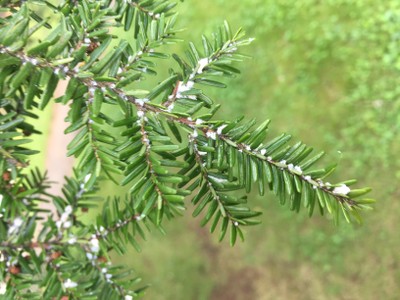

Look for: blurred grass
[39,0,399,299]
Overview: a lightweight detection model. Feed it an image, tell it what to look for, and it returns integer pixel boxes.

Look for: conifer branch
[0,43,370,219]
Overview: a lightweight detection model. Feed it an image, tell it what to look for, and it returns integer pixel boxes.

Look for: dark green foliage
[0,0,375,298]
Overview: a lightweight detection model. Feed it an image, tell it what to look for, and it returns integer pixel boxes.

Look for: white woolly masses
[135,98,149,106]
[89,236,100,253]
[8,217,23,235]
[206,131,217,140]
[170,57,211,102]
[137,110,145,118]
[56,205,73,229]
[333,184,351,195]
[63,278,78,289]
[176,80,195,99]
[197,58,209,74]
[287,163,302,174]
[217,125,227,135]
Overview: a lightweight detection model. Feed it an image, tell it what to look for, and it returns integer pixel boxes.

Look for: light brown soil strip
[44,81,74,202]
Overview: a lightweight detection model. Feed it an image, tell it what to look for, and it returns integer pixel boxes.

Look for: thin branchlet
[0,44,360,208]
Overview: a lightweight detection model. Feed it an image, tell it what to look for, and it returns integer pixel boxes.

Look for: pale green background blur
[39,0,400,299]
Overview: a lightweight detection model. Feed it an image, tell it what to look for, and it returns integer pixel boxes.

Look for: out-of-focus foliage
[210,0,400,170]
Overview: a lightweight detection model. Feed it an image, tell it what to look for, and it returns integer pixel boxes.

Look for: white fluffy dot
[63,279,78,289]
[332,184,351,195]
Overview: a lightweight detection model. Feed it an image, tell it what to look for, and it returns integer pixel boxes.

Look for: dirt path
[44,83,74,199]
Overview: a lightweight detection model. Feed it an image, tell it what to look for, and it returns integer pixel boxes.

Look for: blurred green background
[39,0,399,299]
